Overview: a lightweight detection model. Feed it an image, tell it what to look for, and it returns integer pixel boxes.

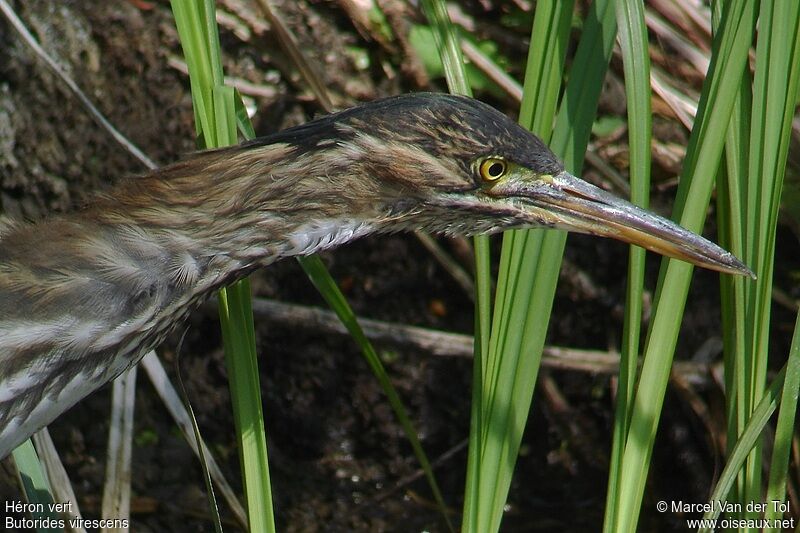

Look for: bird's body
[0,93,750,458]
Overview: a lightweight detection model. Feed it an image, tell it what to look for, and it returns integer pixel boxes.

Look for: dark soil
[0,1,796,532]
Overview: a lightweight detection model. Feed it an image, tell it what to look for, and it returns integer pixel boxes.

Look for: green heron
[0,93,750,458]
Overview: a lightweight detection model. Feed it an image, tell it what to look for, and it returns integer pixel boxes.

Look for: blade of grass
[717,48,750,461]
[714,0,800,520]
[765,313,800,528]
[749,2,800,525]
[711,0,753,514]
[699,365,786,530]
[468,17,574,521]
[613,0,758,530]
[415,2,484,530]
[31,429,85,529]
[468,2,616,531]
[12,440,61,530]
[517,0,573,137]
[297,255,453,531]
[603,0,650,529]
[738,0,773,510]
[170,0,216,142]
[218,275,274,533]
[418,0,471,96]
[170,3,275,531]
[417,0,486,368]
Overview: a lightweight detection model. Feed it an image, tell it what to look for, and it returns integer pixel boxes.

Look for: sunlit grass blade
[765,315,800,529]
[12,440,61,530]
[464,4,575,527]
[415,2,484,530]
[612,1,758,530]
[418,0,470,96]
[517,0,573,137]
[699,365,786,530]
[214,86,272,532]
[31,429,85,525]
[711,0,754,518]
[170,2,275,531]
[464,1,616,531]
[717,47,750,466]
[603,0,650,530]
[234,88,256,139]
[746,2,800,524]
[416,0,487,367]
[297,255,453,531]
[713,0,800,521]
[217,276,274,532]
[170,0,216,141]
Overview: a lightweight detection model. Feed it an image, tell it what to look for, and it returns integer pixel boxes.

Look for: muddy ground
[0,1,796,531]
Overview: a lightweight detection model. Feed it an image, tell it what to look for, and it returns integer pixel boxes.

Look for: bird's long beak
[496,171,754,278]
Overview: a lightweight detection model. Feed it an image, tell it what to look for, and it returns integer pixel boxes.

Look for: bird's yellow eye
[479,158,508,182]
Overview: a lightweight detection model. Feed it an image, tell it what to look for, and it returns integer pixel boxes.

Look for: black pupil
[487,162,504,177]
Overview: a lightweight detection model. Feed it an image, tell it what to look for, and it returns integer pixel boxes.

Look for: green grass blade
[170,1,215,142]
[297,255,454,532]
[11,440,62,532]
[468,2,616,531]
[614,0,651,425]
[201,0,224,87]
[418,0,470,96]
[213,86,275,533]
[170,3,275,531]
[603,0,650,530]
[738,0,779,509]
[718,63,751,463]
[415,2,484,530]
[517,0,573,138]
[218,278,275,532]
[613,1,758,530]
[715,0,800,520]
[750,2,800,525]
[699,365,785,529]
[416,0,489,363]
[234,88,256,140]
[213,85,237,146]
[765,313,800,528]
[712,0,754,514]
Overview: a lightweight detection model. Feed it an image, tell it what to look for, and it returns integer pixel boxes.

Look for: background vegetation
[1,0,799,531]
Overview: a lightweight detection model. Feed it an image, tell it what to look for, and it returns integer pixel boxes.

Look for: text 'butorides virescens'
[0,93,752,457]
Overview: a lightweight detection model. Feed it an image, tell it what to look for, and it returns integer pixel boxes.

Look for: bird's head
[186,93,750,277]
[259,93,748,277]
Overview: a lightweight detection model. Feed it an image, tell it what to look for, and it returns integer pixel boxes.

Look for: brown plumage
[0,93,751,458]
